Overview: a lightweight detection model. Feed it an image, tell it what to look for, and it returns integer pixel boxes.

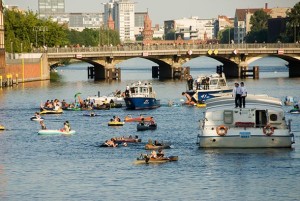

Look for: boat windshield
[140,87,149,94]
[209,79,218,85]
[219,78,226,86]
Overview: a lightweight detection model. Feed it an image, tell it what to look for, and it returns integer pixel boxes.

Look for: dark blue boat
[124,81,160,110]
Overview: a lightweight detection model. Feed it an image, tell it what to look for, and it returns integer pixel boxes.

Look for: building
[142,12,154,42]
[38,0,65,19]
[103,0,115,28]
[134,12,147,37]
[214,15,234,39]
[113,0,135,42]
[164,17,216,40]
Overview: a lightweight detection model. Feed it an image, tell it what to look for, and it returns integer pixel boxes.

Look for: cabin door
[255,110,267,128]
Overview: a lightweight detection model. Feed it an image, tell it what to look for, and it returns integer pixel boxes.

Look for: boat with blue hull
[124,81,160,110]
[186,73,232,102]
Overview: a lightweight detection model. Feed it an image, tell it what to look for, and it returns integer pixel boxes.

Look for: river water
[0,57,300,201]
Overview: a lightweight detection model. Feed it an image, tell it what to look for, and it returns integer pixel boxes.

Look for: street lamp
[33,26,48,48]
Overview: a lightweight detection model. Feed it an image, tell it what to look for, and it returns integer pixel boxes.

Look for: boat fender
[263,124,274,136]
[216,125,228,136]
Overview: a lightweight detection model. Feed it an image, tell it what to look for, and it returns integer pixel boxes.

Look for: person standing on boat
[187,75,194,90]
[125,85,130,97]
[232,82,242,108]
[240,82,247,108]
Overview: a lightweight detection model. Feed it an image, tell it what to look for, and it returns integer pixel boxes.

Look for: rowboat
[124,116,152,122]
[108,121,125,126]
[40,108,63,115]
[38,129,76,135]
[134,155,178,164]
[137,123,157,131]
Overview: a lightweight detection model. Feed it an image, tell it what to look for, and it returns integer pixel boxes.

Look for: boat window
[131,87,138,94]
[219,79,226,86]
[270,114,278,121]
[255,110,267,127]
[223,110,233,124]
[210,79,218,85]
[140,87,148,93]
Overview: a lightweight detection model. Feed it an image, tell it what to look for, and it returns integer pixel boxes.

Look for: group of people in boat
[110,115,122,122]
[232,82,247,108]
[140,117,156,126]
[41,99,62,111]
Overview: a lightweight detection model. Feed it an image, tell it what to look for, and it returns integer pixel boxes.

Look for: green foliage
[245,10,271,43]
[218,28,234,44]
[4,9,69,53]
[165,30,176,40]
[285,2,300,42]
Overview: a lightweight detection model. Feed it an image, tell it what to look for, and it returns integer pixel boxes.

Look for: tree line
[4,9,120,53]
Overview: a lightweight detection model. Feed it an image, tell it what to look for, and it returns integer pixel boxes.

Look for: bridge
[41,43,300,80]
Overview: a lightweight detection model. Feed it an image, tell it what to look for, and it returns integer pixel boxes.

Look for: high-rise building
[38,0,65,19]
[103,0,115,28]
[113,0,135,42]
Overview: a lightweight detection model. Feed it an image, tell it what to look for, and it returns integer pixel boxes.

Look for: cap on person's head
[240,82,244,85]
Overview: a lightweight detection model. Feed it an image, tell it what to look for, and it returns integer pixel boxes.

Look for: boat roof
[130,81,152,87]
[206,94,283,110]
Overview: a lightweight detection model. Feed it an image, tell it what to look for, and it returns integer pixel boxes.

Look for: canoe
[108,121,125,126]
[0,125,5,130]
[40,108,63,114]
[124,116,152,122]
[137,123,157,131]
[145,143,171,150]
[134,155,178,165]
[30,116,45,121]
[38,129,76,135]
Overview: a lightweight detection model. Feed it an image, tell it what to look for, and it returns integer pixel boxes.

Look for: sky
[4,0,298,25]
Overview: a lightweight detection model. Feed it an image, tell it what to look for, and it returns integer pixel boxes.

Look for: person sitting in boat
[149,117,155,125]
[65,121,71,131]
[157,149,165,158]
[140,118,145,126]
[35,112,41,119]
[154,140,163,146]
[150,150,157,159]
[40,121,46,130]
[294,104,299,110]
[181,92,196,105]
[60,122,70,132]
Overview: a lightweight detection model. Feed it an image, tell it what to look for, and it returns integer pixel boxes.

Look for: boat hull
[137,124,157,131]
[40,109,63,114]
[38,130,76,135]
[124,97,160,110]
[195,89,232,101]
[198,134,294,148]
[108,122,125,126]
[134,156,178,164]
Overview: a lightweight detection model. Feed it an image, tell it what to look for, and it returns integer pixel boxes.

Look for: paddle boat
[134,154,178,164]
[124,81,160,110]
[40,108,63,115]
[0,125,5,130]
[137,123,157,131]
[185,72,232,103]
[284,96,294,106]
[108,121,125,126]
[112,135,141,143]
[124,115,152,122]
[197,94,295,148]
[38,129,76,135]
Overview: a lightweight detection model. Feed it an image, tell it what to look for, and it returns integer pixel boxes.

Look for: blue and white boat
[186,73,232,102]
[124,81,160,110]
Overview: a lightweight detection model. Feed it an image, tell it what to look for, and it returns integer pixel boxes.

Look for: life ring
[263,124,274,136]
[216,125,228,136]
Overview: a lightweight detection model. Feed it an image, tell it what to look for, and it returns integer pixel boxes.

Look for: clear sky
[4,0,298,25]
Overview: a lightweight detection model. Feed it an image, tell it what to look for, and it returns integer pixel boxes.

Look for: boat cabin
[129,81,155,98]
[195,73,227,90]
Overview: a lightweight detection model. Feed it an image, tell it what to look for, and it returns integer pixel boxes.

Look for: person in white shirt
[232,82,242,108]
[240,82,247,108]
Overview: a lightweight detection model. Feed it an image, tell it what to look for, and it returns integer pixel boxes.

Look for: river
[0,57,300,201]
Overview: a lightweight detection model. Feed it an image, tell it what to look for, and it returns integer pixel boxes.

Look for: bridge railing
[35,43,300,54]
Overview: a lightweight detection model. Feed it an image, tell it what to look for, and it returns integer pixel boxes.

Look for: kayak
[145,143,171,150]
[0,125,5,130]
[137,123,157,131]
[134,155,178,165]
[108,121,125,126]
[40,108,63,114]
[30,116,45,121]
[124,116,152,122]
[38,130,76,135]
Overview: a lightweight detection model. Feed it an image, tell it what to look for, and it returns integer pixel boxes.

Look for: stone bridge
[41,43,300,79]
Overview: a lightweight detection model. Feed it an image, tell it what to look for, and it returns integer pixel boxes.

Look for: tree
[286,2,300,42]
[218,27,234,44]
[245,10,271,43]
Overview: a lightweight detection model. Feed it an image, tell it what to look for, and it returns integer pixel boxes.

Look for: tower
[142,11,154,42]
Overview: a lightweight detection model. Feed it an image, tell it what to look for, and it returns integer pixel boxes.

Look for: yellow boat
[0,125,5,130]
[134,155,178,165]
[40,108,63,114]
[108,121,125,126]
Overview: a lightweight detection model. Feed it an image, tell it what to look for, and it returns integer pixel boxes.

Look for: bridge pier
[288,60,300,78]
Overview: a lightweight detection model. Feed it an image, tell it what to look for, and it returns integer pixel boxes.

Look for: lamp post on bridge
[291,23,299,43]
